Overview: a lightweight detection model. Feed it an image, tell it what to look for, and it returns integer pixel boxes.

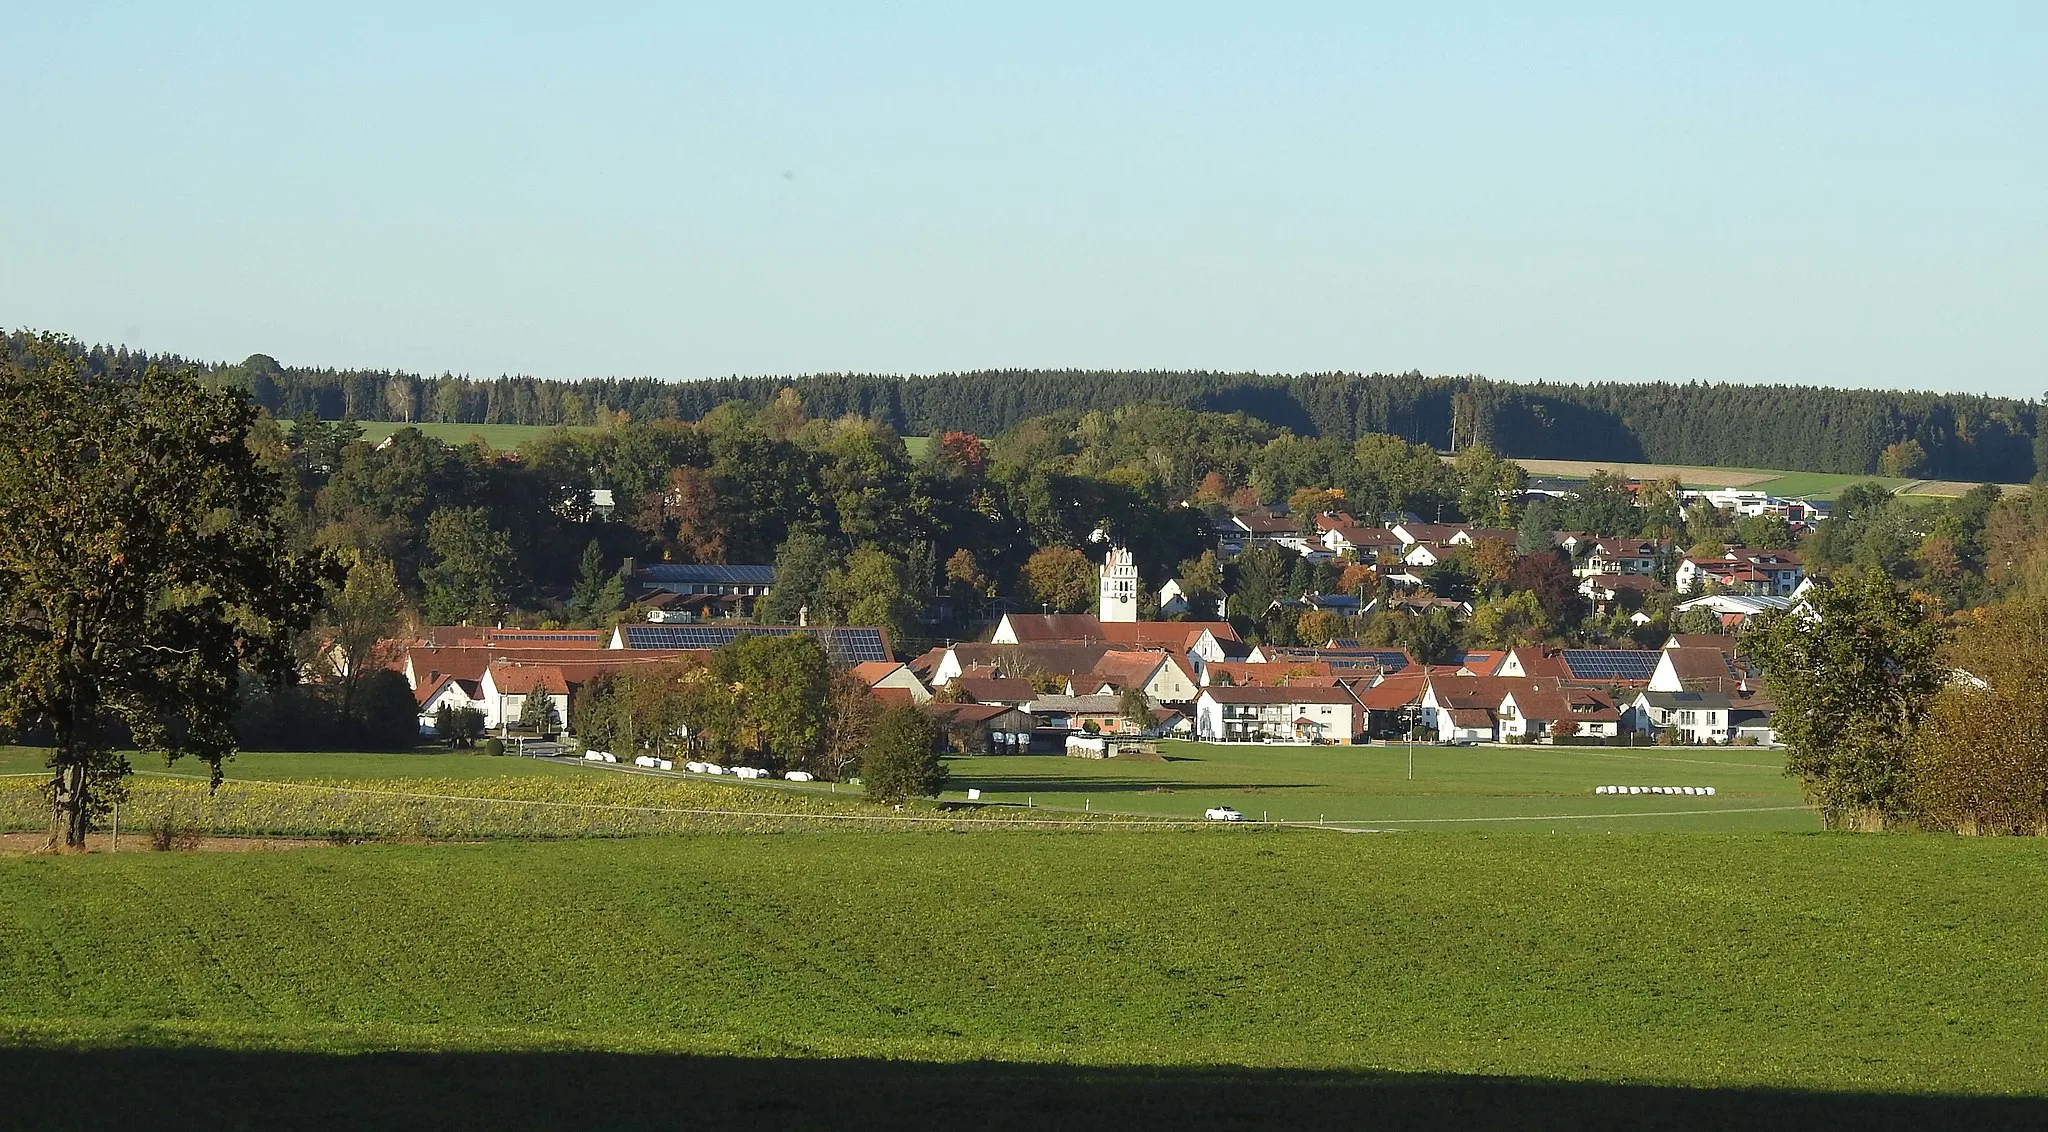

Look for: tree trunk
[49,762,90,849]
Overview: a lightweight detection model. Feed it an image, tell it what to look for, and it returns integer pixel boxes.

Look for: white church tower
[1099,545,1139,623]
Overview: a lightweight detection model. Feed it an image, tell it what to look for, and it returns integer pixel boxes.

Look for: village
[389,482,1813,761]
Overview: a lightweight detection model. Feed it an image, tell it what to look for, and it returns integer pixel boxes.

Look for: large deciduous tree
[0,337,334,847]
[1744,569,1947,829]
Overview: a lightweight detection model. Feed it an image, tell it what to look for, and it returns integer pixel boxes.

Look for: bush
[862,707,946,804]
[483,738,506,757]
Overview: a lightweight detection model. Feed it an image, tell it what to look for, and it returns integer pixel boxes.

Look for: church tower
[1099,545,1139,623]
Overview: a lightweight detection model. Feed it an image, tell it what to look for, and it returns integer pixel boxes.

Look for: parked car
[1204,806,1245,822]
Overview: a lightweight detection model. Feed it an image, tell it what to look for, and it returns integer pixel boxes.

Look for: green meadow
[3,834,2047,1129]
[946,740,1819,832]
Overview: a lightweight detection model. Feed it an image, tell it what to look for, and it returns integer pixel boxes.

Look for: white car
[1204,807,1245,822]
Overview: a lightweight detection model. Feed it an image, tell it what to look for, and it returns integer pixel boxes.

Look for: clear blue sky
[5,3,2042,395]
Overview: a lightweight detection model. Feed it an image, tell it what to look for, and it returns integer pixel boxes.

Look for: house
[1579,573,1664,607]
[1194,686,1362,744]
[929,643,1129,687]
[1229,512,1300,548]
[948,673,1039,706]
[1067,650,1199,704]
[627,562,776,619]
[1648,646,1758,694]
[1403,541,1452,568]
[1390,521,1467,547]
[1202,660,1338,688]
[1497,682,1620,741]
[608,623,893,664]
[849,661,931,705]
[925,702,1038,754]
[1023,694,1138,735]
[1157,579,1188,617]
[414,674,485,736]
[1625,691,1732,744]
[1321,524,1403,559]
[1673,593,1794,630]
[1248,646,1411,673]
[477,664,571,733]
[1675,550,1805,596]
[1354,673,1428,737]
[1579,538,1669,578]
[991,613,1113,644]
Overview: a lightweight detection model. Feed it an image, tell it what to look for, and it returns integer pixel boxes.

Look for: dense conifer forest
[7,331,2040,480]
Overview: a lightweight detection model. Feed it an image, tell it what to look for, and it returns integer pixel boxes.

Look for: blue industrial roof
[616,624,890,663]
[636,564,776,584]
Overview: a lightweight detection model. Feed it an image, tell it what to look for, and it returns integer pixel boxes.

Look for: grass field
[314,420,592,452]
[1505,457,2017,500]
[946,739,1818,831]
[3,741,1817,834]
[3,833,2047,1129]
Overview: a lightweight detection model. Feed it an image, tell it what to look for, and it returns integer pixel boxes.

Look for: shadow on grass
[0,1046,2041,1131]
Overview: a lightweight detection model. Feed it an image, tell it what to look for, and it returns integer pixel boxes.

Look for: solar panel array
[1561,649,1660,682]
[490,631,602,642]
[617,624,891,663]
[638,564,777,584]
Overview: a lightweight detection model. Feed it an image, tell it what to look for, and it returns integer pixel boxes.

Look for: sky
[4,3,2043,395]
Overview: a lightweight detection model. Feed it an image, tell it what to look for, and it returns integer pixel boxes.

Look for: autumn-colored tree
[934,431,988,475]
[1296,610,1345,647]
[1467,537,1518,590]
[1338,563,1378,597]
[944,548,992,603]
[1192,471,1228,505]
[1023,546,1097,613]
[637,465,727,564]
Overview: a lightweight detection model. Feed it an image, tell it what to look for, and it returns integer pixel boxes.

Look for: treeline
[11,331,2041,480]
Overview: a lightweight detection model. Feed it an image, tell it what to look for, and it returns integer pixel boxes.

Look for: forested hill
[10,332,2041,481]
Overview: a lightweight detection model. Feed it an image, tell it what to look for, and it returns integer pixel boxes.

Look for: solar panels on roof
[1560,649,1660,682]
[636,564,777,584]
[616,624,890,663]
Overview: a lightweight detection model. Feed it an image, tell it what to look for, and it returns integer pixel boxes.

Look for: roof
[1559,649,1660,683]
[1502,647,1568,678]
[614,624,891,663]
[1024,694,1128,714]
[997,613,1108,642]
[1582,574,1663,593]
[1445,708,1493,728]
[925,702,1031,726]
[413,674,482,708]
[944,643,1127,678]
[1589,538,1667,558]
[1098,621,1241,648]
[634,563,776,585]
[479,628,605,647]
[871,687,918,708]
[849,661,909,685]
[487,664,569,696]
[1200,685,1360,705]
[1259,647,1409,672]
[1395,522,1466,544]
[1354,674,1427,710]
[951,675,1037,703]
[1329,524,1400,547]
[1636,690,1734,710]
[1205,661,1338,687]
[1234,513,1299,535]
[1664,634,1737,652]
[1661,647,1746,684]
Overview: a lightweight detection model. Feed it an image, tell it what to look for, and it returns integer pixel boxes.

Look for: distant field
[300,420,592,452]
[948,739,1816,832]
[5,834,2048,1128]
[1509,457,2017,500]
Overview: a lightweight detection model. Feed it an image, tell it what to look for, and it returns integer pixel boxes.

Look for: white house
[849,661,932,704]
[1194,686,1362,744]
[1675,550,1805,596]
[415,675,485,736]
[1157,579,1188,617]
[1625,690,1732,744]
[477,663,571,732]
